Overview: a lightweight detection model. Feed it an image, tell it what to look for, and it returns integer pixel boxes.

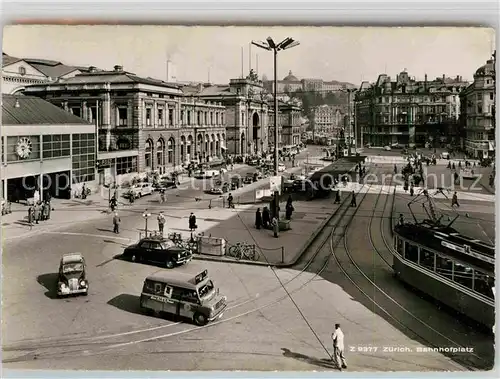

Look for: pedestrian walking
[33,202,41,224]
[27,206,34,228]
[157,211,166,235]
[410,184,414,197]
[227,193,234,209]
[42,201,49,221]
[350,190,356,207]
[189,213,197,232]
[452,162,456,170]
[334,190,341,204]
[285,202,294,220]
[81,183,87,200]
[112,212,121,233]
[399,213,405,226]
[160,190,166,204]
[451,192,460,208]
[272,216,279,238]
[331,323,347,370]
[262,207,271,229]
[255,208,262,229]
[110,195,117,211]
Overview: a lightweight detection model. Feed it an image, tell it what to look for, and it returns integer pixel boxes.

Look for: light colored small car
[131,183,154,198]
[278,163,286,172]
[384,145,392,151]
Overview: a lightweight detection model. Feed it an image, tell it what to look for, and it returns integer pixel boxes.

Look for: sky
[2,25,495,86]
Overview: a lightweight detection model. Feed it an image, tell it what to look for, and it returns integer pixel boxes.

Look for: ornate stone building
[183,70,270,156]
[355,70,469,148]
[460,55,496,159]
[24,65,226,184]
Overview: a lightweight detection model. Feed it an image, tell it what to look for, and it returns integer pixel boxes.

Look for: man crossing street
[331,323,347,370]
[157,211,166,235]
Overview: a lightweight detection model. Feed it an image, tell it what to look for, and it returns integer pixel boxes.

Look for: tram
[392,190,495,329]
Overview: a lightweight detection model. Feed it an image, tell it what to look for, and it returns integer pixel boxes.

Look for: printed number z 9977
[350,346,379,352]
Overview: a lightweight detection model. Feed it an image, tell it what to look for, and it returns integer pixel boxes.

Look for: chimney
[89,66,97,73]
[442,74,445,82]
[198,83,203,92]
[114,65,123,72]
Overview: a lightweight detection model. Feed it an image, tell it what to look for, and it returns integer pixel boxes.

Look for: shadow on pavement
[107,293,189,323]
[107,294,144,316]
[36,273,59,299]
[280,348,337,370]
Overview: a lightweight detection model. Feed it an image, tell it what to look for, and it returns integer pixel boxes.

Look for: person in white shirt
[331,323,347,370]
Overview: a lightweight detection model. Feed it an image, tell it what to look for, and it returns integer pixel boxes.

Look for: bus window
[143,280,156,294]
[435,255,453,281]
[154,282,163,295]
[395,237,404,256]
[404,242,418,263]
[163,285,173,298]
[473,270,495,299]
[180,288,201,304]
[419,249,435,272]
[453,262,473,289]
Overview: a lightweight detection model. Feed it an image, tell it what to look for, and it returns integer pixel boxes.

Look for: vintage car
[193,170,219,179]
[123,236,192,269]
[140,269,227,326]
[230,177,243,190]
[130,182,154,198]
[57,253,89,297]
[207,182,230,195]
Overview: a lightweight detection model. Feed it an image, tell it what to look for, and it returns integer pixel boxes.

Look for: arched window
[167,138,175,164]
[145,139,153,169]
[156,139,165,173]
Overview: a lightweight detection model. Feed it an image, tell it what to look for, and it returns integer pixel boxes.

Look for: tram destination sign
[441,241,494,264]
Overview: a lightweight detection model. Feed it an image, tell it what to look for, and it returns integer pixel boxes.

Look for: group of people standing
[254,195,295,238]
[27,199,52,226]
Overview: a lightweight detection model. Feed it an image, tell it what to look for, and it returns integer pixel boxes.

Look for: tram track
[3,172,375,364]
[334,184,492,371]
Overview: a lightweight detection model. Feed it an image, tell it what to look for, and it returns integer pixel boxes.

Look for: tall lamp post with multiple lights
[252,37,300,176]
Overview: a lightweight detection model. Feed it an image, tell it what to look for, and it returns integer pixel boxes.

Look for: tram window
[453,262,473,289]
[396,237,404,256]
[435,255,453,280]
[404,242,418,263]
[473,270,495,299]
[419,249,435,272]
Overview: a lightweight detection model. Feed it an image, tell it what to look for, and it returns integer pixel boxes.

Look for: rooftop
[2,52,96,78]
[52,69,182,92]
[2,94,91,125]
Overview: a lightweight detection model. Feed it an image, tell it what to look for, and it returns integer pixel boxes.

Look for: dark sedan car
[123,237,192,269]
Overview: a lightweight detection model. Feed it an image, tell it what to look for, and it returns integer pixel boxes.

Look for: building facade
[460,57,496,158]
[268,102,302,147]
[2,52,94,94]
[311,104,345,137]
[263,70,356,96]
[355,70,469,148]
[24,65,226,185]
[1,95,96,202]
[184,70,270,156]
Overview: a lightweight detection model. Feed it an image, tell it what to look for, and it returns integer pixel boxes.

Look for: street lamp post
[142,210,151,237]
[252,37,300,176]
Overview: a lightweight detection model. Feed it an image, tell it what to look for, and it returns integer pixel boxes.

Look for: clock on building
[16,137,33,159]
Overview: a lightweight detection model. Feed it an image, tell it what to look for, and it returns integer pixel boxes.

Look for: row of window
[179,110,225,126]
[5,134,95,162]
[72,134,96,183]
[116,156,138,175]
[396,238,494,300]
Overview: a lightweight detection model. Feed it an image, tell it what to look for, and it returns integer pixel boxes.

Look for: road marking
[44,231,134,242]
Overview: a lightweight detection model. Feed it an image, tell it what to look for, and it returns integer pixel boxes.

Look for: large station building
[1,94,96,202]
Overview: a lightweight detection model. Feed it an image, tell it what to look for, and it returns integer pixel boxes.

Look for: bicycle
[227,243,258,261]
